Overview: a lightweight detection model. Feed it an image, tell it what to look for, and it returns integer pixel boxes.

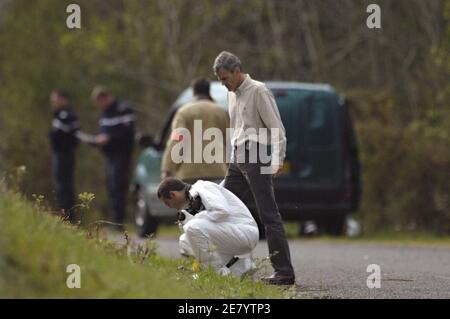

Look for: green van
[132,82,361,236]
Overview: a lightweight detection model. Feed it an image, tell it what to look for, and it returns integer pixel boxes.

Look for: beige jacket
[228,74,286,170]
[161,99,229,181]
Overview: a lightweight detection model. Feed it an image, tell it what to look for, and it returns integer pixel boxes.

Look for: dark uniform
[49,107,80,217]
[99,99,135,226]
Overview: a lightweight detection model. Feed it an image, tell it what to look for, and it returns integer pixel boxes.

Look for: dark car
[132,82,361,237]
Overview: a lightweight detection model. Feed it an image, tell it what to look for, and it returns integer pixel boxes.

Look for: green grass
[0,189,287,298]
[157,222,450,246]
[321,233,450,247]
[283,222,450,246]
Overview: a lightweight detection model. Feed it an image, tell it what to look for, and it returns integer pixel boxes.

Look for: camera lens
[177,211,186,221]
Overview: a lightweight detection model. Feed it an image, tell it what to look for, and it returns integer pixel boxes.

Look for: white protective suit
[179,180,259,277]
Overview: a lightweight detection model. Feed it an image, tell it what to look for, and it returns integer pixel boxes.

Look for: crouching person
[157,177,259,277]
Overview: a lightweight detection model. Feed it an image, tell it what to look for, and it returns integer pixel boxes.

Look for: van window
[306,94,337,147]
[273,89,307,152]
[273,89,341,184]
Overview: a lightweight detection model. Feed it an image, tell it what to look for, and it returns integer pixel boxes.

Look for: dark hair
[91,85,112,101]
[191,78,213,101]
[157,177,189,199]
[51,89,70,100]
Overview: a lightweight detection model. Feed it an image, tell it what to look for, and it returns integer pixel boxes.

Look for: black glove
[186,194,204,216]
[177,209,194,225]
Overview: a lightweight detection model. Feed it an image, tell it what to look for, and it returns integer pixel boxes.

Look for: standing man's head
[91,86,115,110]
[157,177,190,210]
[191,78,213,101]
[50,90,70,110]
[213,51,246,92]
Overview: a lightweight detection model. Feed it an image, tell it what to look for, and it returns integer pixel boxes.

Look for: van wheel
[321,214,346,236]
[298,221,319,237]
[134,188,159,237]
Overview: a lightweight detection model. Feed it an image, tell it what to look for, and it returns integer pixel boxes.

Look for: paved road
[112,234,450,299]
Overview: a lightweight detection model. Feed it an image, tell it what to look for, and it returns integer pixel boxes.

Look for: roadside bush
[349,90,450,234]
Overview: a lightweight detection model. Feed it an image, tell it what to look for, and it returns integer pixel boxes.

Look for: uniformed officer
[91,86,135,231]
[48,90,80,220]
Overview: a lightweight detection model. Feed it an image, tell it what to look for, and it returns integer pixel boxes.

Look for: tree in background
[0,0,448,233]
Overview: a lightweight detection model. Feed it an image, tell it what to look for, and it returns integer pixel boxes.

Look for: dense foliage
[0,0,448,233]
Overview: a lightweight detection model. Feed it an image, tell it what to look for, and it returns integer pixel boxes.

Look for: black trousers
[224,149,295,277]
[52,151,76,217]
[106,154,131,225]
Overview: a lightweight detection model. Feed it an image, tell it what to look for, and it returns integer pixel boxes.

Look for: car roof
[265,81,336,92]
[172,81,337,110]
[159,81,341,146]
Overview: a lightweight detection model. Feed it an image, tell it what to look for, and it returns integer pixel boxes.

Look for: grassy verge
[0,189,287,298]
[156,222,450,246]
[284,222,450,247]
[313,233,450,247]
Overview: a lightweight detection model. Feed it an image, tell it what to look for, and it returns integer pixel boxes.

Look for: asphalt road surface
[112,234,450,299]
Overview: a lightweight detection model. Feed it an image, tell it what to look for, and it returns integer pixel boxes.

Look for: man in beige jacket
[161,78,229,183]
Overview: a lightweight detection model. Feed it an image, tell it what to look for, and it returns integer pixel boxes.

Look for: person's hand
[95,133,110,146]
[273,165,284,178]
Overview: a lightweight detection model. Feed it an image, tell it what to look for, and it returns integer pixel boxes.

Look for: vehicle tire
[298,221,319,237]
[134,188,159,237]
[321,214,346,236]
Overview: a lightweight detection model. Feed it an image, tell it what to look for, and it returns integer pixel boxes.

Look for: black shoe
[261,274,295,286]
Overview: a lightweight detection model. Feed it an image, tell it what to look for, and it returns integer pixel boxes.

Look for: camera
[177,209,194,226]
[177,194,204,225]
[188,194,204,214]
